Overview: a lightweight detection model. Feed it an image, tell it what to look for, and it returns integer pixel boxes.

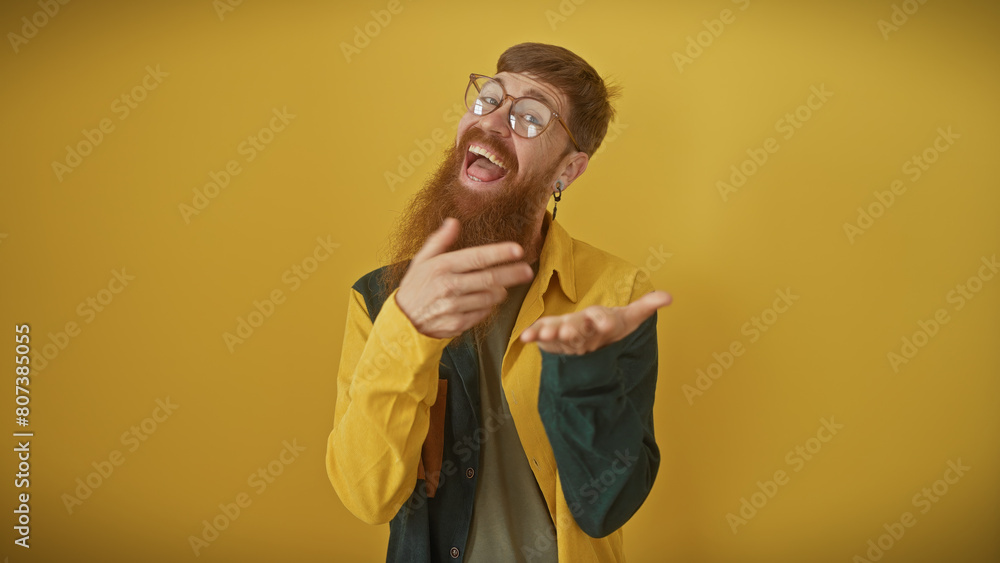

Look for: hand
[520,290,672,355]
[395,217,536,339]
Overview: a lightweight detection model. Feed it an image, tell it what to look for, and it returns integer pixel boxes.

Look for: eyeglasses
[464,73,582,152]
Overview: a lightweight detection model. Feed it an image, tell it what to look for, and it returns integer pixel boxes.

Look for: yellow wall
[1,0,997,561]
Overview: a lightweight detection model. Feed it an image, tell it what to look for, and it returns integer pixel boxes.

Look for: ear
[555,150,590,193]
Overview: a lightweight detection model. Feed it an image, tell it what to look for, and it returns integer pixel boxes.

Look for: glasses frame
[464,73,582,153]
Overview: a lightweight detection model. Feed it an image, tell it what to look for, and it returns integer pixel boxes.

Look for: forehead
[492,72,569,116]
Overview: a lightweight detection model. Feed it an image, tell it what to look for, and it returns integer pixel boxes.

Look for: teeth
[469,145,507,170]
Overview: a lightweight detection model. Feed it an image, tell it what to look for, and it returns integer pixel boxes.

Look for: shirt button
[466,467,475,478]
[450,546,460,558]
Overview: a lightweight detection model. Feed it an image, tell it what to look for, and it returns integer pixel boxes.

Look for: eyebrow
[493,76,558,112]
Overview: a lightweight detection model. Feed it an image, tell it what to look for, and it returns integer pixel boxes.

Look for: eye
[523,113,543,126]
[477,80,504,107]
[513,99,551,130]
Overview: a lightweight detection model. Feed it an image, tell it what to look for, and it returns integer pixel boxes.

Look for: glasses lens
[466,77,504,116]
[510,99,552,138]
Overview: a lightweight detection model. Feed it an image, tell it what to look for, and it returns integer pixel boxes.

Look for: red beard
[379,128,554,347]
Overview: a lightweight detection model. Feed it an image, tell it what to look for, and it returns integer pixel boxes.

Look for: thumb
[621,290,672,330]
[412,217,460,265]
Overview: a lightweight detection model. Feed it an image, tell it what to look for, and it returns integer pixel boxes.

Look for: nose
[477,96,513,140]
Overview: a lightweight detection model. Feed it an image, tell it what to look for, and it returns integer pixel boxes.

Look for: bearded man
[326,43,672,562]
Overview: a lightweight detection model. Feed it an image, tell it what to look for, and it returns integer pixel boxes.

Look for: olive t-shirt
[464,260,558,562]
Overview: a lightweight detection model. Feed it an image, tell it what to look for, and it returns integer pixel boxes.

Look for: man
[326,43,671,562]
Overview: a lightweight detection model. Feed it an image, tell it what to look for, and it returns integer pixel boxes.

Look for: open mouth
[463,144,510,185]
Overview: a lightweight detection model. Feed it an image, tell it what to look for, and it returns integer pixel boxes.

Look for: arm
[327,218,538,523]
[535,274,663,538]
[325,287,450,524]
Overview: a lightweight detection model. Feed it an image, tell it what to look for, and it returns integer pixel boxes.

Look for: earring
[552,180,563,221]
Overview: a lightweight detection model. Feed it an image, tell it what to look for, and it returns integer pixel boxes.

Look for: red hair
[497,42,620,156]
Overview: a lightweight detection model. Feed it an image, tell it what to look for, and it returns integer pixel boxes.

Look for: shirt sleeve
[326,286,452,524]
[536,272,661,538]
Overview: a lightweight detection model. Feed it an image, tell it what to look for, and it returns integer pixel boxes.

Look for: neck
[522,207,549,265]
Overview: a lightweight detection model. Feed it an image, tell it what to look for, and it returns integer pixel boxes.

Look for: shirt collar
[535,210,577,303]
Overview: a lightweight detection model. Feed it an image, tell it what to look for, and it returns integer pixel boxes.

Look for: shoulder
[350,260,409,321]
[571,237,637,274]
[568,236,653,306]
[351,265,390,299]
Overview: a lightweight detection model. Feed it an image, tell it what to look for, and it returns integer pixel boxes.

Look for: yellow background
[1,0,997,561]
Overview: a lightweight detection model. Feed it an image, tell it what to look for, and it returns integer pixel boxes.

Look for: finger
[448,288,507,313]
[424,284,504,317]
[581,308,611,338]
[424,306,495,338]
[520,325,539,342]
[442,241,525,273]
[537,339,575,355]
[450,263,534,294]
[621,290,673,330]
[521,318,555,342]
[537,317,564,341]
[558,320,589,351]
[445,308,493,336]
[522,314,575,344]
[411,217,460,265]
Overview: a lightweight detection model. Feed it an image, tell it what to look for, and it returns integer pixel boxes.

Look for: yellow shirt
[327,210,661,562]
